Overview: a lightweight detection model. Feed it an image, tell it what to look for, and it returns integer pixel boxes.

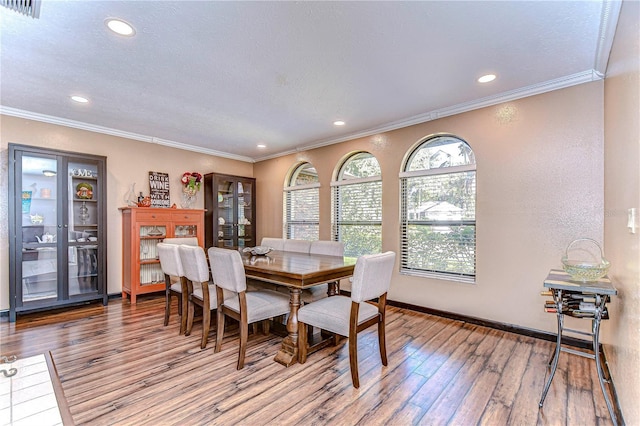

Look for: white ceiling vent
[1,0,41,18]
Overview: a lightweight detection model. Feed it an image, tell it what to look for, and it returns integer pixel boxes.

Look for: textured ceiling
[0,1,618,162]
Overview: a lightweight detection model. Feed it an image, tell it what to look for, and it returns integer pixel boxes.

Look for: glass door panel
[68,159,100,295]
[139,225,167,287]
[237,180,253,248]
[217,179,235,247]
[20,154,59,302]
[174,225,197,237]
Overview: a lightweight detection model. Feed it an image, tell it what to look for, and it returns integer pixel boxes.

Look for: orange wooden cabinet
[119,207,204,304]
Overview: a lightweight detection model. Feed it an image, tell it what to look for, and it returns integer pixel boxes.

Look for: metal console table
[539,269,618,425]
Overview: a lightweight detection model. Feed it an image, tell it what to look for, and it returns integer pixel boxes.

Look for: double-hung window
[400,135,476,282]
[284,162,319,240]
[332,152,382,260]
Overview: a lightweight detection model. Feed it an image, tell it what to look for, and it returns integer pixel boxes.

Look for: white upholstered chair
[208,247,291,370]
[260,237,285,251]
[309,240,344,256]
[178,244,219,349]
[298,251,396,388]
[162,237,199,246]
[303,240,345,303]
[283,239,312,253]
[157,243,189,334]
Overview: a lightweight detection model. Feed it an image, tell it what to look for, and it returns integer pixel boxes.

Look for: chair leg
[164,290,171,326]
[177,293,183,316]
[252,323,258,335]
[201,307,210,349]
[349,330,360,388]
[263,319,270,335]
[378,318,388,366]
[179,292,188,335]
[215,310,225,353]
[237,320,248,370]
[186,300,195,336]
[298,321,308,363]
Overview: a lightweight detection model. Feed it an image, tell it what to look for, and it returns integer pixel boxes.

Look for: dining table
[240,249,356,366]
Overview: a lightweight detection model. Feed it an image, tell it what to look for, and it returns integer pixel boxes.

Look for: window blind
[400,170,476,280]
[332,180,382,258]
[284,186,319,240]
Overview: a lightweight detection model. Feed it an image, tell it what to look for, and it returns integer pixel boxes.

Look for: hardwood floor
[1,297,615,425]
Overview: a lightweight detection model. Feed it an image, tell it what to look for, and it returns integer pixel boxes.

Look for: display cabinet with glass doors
[8,144,107,322]
[119,207,204,304]
[204,173,256,249]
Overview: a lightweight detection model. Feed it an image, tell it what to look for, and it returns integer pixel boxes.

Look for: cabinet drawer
[136,211,172,222]
[172,212,201,222]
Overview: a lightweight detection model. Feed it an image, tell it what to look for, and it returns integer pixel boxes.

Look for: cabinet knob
[151,215,156,219]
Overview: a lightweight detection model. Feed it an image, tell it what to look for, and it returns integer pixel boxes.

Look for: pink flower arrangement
[181,172,202,192]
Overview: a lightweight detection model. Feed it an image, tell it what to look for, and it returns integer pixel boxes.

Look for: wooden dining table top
[240,250,356,289]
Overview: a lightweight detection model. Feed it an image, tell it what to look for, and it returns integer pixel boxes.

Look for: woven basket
[561,238,610,282]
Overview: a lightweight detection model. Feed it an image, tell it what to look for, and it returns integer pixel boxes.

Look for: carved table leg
[274,288,301,366]
[327,281,339,296]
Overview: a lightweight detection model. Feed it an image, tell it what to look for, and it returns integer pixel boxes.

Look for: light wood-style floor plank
[0,297,614,425]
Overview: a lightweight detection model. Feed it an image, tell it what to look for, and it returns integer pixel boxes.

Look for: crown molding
[594,0,622,75]
[254,69,603,162]
[2,68,604,165]
[0,106,255,163]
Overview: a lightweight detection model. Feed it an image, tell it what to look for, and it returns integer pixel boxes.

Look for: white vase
[180,187,198,208]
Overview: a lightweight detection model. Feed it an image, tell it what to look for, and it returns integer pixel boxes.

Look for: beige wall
[0,115,252,310]
[256,81,605,335]
[604,1,640,424]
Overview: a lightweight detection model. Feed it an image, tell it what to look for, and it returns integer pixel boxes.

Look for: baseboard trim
[386,299,595,350]
[384,298,624,425]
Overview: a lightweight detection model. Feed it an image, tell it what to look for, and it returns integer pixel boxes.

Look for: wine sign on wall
[149,171,170,208]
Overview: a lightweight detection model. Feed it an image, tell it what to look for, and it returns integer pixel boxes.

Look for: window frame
[283,162,320,240]
[399,135,477,282]
[331,152,383,259]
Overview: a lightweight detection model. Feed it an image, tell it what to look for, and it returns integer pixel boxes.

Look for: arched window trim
[283,162,320,240]
[332,151,382,258]
[400,134,477,283]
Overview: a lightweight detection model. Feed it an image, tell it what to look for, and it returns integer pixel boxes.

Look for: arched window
[283,162,319,240]
[400,134,477,281]
[332,152,382,259]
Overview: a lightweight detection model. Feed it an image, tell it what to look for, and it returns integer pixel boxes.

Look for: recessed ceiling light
[333,120,345,126]
[42,170,57,177]
[257,144,266,149]
[105,18,136,36]
[478,74,497,83]
[71,95,89,103]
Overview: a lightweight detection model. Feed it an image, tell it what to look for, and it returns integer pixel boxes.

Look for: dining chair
[283,239,312,253]
[208,247,291,370]
[157,243,189,334]
[179,244,220,349]
[307,240,345,301]
[260,237,284,251]
[162,237,199,246]
[309,240,344,257]
[297,251,396,388]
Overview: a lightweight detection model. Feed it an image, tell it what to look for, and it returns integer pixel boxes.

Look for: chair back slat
[351,251,396,303]
[208,247,247,293]
[178,245,210,283]
[157,243,184,277]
